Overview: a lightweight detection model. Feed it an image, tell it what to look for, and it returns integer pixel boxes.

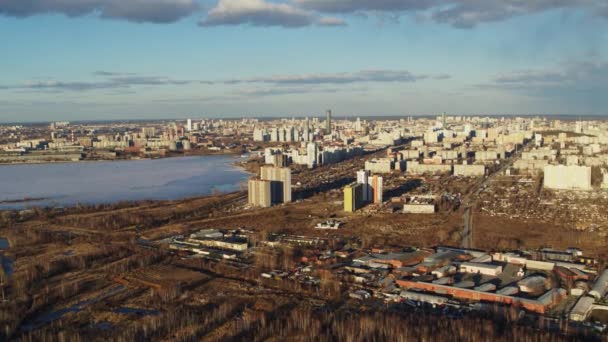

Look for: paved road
[461,141,530,248]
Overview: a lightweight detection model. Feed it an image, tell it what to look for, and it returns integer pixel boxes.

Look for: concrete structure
[248,179,272,208]
[188,237,248,252]
[306,142,318,168]
[356,170,372,202]
[475,150,499,161]
[401,150,421,160]
[260,166,292,204]
[459,262,503,276]
[371,175,383,204]
[400,291,448,305]
[365,158,394,173]
[403,204,435,214]
[570,296,595,321]
[406,161,451,175]
[589,269,608,300]
[513,159,548,174]
[543,165,592,191]
[344,183,364,212]
[396,279,561,314]
[453,164,485,177]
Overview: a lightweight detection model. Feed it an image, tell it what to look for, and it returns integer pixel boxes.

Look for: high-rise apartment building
[260,166,292,204]
[248,179,272,207]
[344,183,363,212]
[371,175,383,204]
[356,170,371,202]
[307,142,318,169]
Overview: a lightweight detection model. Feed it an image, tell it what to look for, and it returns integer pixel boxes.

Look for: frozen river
[0,155,250,209]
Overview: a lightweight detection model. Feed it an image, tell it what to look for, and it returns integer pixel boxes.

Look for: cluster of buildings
[263,143,365,169]
[149,223,608,327]
[166,228,251,260]
[0,118,260,163]
[255,238,607,322]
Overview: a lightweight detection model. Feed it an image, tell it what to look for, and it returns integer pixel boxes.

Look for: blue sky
[0,0,607,122]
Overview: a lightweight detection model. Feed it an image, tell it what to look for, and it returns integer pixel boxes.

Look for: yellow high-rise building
[344,183,363,212]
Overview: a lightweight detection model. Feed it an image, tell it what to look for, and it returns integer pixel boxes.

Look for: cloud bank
[3,0,607,27]
[0,69,449,93]
[0,0,199,23]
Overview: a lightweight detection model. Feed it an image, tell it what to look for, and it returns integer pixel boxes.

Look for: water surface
[0,155,249,209]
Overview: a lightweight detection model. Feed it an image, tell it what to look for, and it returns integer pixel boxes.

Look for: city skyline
[1,0,608,122]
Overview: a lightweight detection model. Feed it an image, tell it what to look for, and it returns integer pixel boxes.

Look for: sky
[0,0,608,122]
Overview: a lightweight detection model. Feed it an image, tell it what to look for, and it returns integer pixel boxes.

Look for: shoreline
[0,150,249,167]
[0,154,253,211]
[0,150,245,167]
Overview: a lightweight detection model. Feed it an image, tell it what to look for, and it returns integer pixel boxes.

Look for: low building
[589,269,608,300]
[459,262,503,276]
[187,237,248,252]
[403,196,436,214]
[570,296,595,321]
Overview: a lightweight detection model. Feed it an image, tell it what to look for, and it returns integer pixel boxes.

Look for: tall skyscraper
[326,110,332,134]
[186,118,192,132]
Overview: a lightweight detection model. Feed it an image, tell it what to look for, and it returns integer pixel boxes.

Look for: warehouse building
[459,262,503,276]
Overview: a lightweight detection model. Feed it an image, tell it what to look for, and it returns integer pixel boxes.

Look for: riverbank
[0,147,245,167]
[0,155,251,210]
